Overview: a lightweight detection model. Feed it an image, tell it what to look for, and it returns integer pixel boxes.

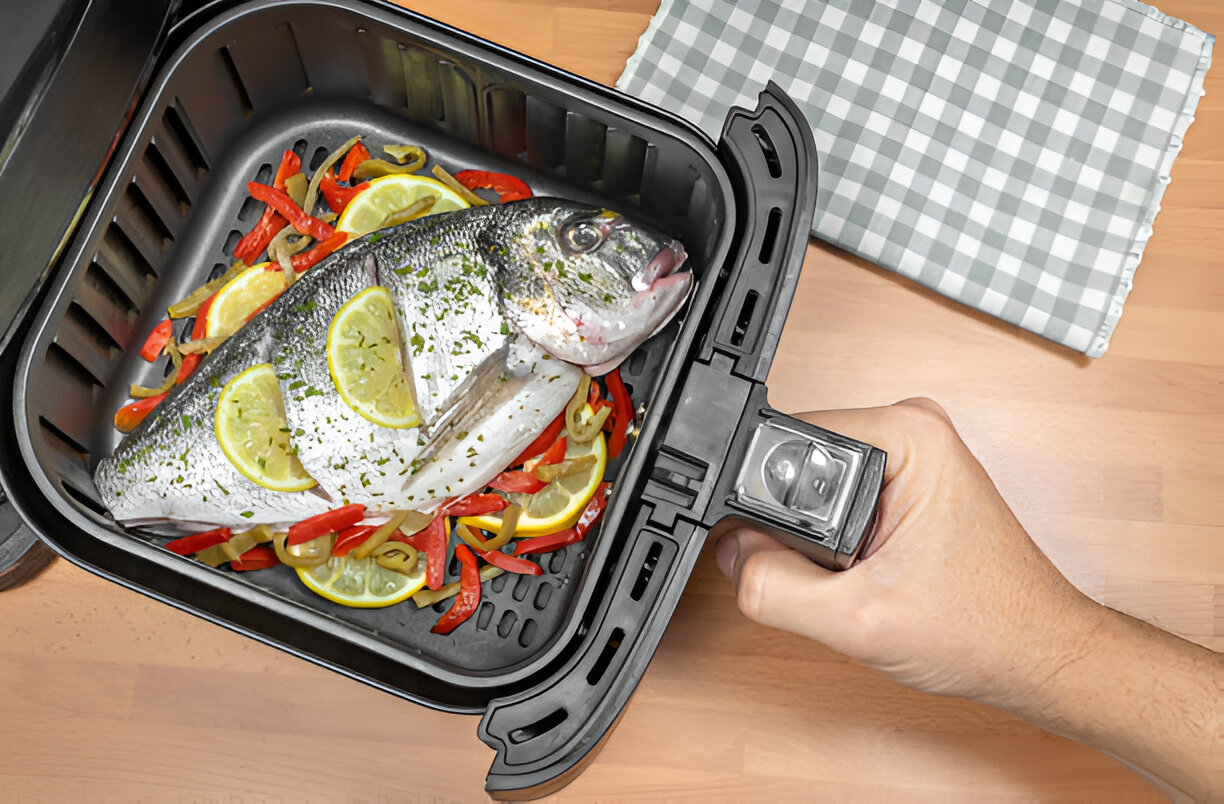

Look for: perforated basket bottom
[83,101,680,672]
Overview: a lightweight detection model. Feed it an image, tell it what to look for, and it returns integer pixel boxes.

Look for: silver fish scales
[95,198,691,529]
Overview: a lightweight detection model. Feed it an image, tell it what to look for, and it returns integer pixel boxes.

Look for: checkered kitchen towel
[618,0,1213,356]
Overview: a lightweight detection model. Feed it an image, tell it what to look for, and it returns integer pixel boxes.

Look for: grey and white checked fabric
[618,0,1213,356]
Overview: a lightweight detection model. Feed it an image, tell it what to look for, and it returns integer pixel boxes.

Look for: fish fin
[406,346,532,482]
[424,343,508,435]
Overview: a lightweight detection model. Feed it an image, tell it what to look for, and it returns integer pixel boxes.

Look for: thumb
[715,528,857,642]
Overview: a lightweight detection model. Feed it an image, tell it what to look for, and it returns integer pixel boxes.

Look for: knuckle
[893,398,959,446]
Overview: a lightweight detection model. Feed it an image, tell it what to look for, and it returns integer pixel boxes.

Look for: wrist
[977,596,1220,800]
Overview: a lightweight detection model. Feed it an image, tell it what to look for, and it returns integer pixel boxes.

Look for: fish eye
[562,220,604,254]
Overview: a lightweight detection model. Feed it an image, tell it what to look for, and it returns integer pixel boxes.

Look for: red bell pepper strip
[575,482,611,533]
[233,214,283,264]
[536,434,568,467]
[247,181,335,241]
[230,546,278,571]
[514,482,611,556]
[486,470,547,494]
[452,169,532,203]
[140,319,173,362]
[191,294,214,341]
[512,412,565,466]
[176,353,201,384]
[233,150,301,263]
[441,493,510,517]
[479,548,542,575]
[286,504,365,547]
[513,527,582,556]
[163,527,231,556]
[291,231,348,273]
[403,514,448,590]
[605,369,633,459]
[431,544,481,634]
[337,141,371,182]
[114,393,166,433]
[320,168,369,213]
[332,525,377,556]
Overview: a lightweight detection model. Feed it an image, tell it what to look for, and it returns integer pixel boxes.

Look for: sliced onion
[411,565,503,607]
[431,164,487,207]
[168,262,245,319]
[353,511,408,560]
[372,541,419,575]
[273,531,332,568]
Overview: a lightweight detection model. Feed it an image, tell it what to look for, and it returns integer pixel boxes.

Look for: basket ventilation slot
[218,46,255,117]
[629,541,664,602]
[586,626,625,686]
[751,123,782,179]
[731,290,759,347]
[758,207,782,265]
[119,182,174,258]
[57,303,119,383]
[162,101,211,174]
[508,707,567,745]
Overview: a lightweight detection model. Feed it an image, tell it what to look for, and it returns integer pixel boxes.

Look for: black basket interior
[14,0,734,705]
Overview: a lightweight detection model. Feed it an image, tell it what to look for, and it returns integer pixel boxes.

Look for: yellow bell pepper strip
[430,544,481,634]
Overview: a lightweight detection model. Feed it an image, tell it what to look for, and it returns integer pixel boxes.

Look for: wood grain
[1,0,1219,801]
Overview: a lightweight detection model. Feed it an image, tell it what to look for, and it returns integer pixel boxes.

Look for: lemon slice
[214,363,316,491]
[205,262,286,339]
[296,553,426,608]
[326,287,419,429]
[335,174,470,238]
[463,433,606,537]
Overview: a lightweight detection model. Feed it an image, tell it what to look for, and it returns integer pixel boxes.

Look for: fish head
[491,199,692,374]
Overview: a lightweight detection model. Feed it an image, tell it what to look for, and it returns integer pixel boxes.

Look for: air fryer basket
[3,0,878,797]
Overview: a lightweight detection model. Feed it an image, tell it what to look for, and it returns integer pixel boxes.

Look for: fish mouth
[637,240,687,288]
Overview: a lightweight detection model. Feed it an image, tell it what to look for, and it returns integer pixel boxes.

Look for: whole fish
[94,199,691,529]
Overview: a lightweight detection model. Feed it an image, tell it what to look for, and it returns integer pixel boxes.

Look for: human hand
[715,398,1104,707]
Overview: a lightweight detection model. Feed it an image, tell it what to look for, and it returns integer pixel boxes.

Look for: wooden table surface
[2,1,1220,801]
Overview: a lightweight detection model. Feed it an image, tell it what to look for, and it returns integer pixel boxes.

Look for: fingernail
[715,531,740,579]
